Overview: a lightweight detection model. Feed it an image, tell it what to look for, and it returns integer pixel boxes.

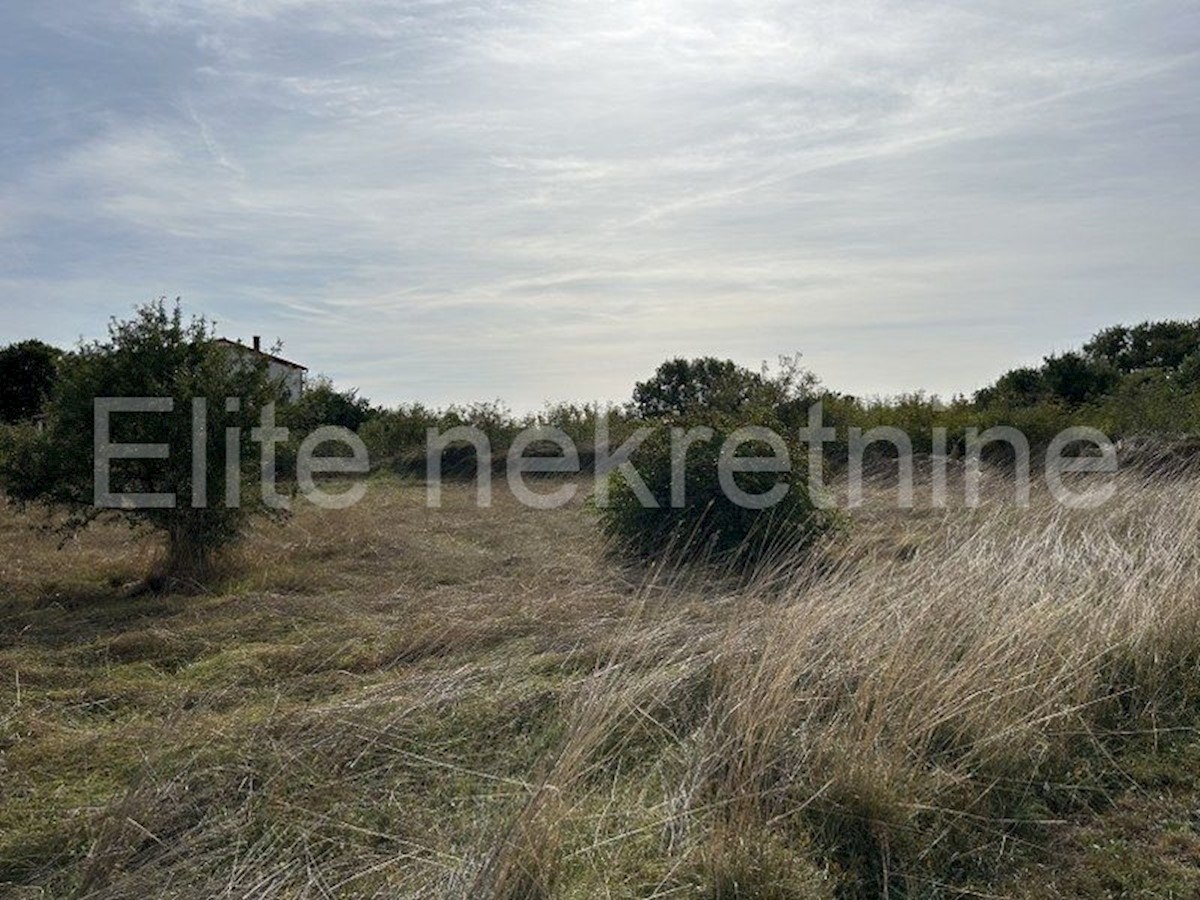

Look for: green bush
[0,423,31,487]
[359,403,441,464]
[594,413,839,567]
[0,300,283,581]
[1089,369,1200,438]
[282,376,376,434]
[361,401,519,477]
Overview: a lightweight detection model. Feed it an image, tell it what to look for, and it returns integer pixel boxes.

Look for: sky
[1,1,1198,411]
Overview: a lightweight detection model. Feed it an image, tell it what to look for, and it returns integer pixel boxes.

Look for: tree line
[3,302,1199,585]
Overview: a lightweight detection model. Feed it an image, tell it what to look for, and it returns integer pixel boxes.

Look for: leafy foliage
[0,300,285,580]
[1084,320,1200,374]
[966,320,1200,440]
[281,375,377,434]
[359,403,441,463]
[596,410,838,566]
[984,366,1046,407]
[632,357,780,418]
[975,353,1117,408]
[0,339,62,424]
[1041,352,1118,406]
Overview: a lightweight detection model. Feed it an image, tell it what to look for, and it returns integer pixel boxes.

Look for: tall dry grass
[5,469,1200,897]
[474,470,1200,897]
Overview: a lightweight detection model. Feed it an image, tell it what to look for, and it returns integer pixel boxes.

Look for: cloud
[1,0,1198,408]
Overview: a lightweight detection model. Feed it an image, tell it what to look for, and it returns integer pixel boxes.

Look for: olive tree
[0,300,284,582]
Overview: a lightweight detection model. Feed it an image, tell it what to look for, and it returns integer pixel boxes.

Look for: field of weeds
[3,469,1200,898]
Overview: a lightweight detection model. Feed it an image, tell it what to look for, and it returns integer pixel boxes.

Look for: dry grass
[3,469,1200,897]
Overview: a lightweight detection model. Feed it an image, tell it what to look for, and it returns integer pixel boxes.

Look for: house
[215,336,307,402]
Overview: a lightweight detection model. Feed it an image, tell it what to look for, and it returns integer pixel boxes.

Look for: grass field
[3,469,1200,898]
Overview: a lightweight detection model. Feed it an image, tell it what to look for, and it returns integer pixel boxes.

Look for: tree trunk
[162,524,212,585]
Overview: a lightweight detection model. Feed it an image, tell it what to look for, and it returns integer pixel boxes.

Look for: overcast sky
[2,1,1197,410]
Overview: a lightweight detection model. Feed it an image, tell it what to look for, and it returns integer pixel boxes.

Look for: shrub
[359,403,441,464]
[361,401,521,477]
[1090,369,1200,438]
[0,300,284,582]
[442,399,524,449]
[272,375,376,472]
[594,413,838,567]
[282,376,376,434]
[0,423,30,490]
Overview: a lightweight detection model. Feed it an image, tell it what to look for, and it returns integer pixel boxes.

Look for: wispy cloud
[2,0,1198,407]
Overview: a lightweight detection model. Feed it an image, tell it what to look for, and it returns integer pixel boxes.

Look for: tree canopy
[0,301,284,582]
[0,339,62,424]
[1084,320,1200,374]
[976,319,1200,408]
[631,356,789,419]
